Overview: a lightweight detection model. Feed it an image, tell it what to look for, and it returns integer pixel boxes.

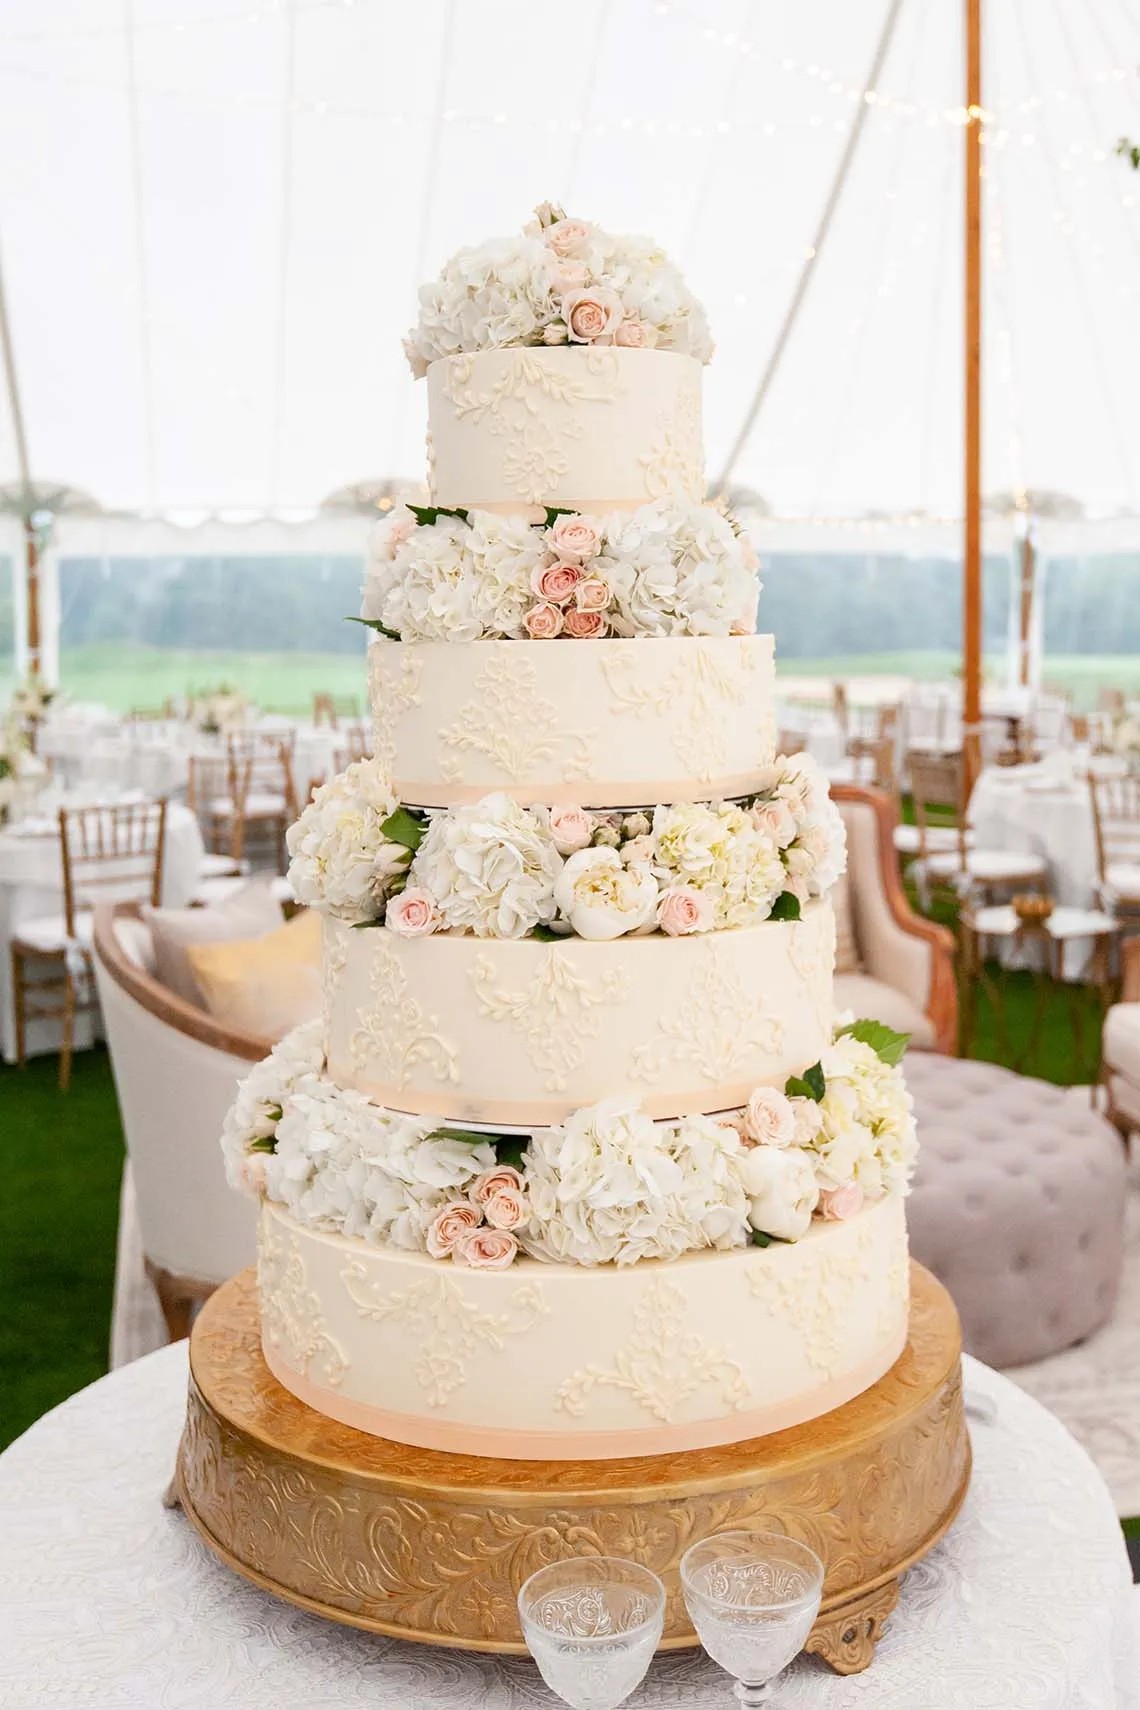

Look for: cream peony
[285,758,407,921]
[410,793,563,938]
[738,1145,820,1241]
[553,846,659,940]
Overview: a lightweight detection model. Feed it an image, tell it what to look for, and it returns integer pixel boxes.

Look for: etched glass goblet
[518,1555,665,1710]
[680,1530,824,1706]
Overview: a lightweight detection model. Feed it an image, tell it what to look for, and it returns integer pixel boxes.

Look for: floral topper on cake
[404,203,714,376]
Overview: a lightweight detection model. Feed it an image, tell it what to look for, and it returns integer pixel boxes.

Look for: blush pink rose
[562,287,623,344]
[549,805,595,854]
[614,317,657,349]
[552,260,590,293]
[386,886,440,938]
[483,1185,528,1231]
[468,1165,524,1207]
[657,884,714,936]
[818,1184,865,1222]
[549,514,602,561]
[621,833,655,869]
[426,1201,481,1260]
[381,508,418,558]
[545,217,594,258]
[453,1227,519,1270]
[524,602,564,639]
[751,799,797,848]
[531,560,583,604]
[564,607,606,639]
[237,1152,268,1195]
[575,577,611,612]
[744,1085,798,1148]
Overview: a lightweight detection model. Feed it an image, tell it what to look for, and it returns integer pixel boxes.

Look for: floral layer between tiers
[286,753,843,941]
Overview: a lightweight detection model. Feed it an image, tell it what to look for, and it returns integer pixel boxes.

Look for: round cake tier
[323,900,835,1125]
[427,346,703,514]
[256,1193,909,1460]
[368,635,776,809]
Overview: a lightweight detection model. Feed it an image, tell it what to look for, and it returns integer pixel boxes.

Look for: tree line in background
[0,551,1138,663]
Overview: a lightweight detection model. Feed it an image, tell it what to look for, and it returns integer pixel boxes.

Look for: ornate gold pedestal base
[175,1262,970,1675]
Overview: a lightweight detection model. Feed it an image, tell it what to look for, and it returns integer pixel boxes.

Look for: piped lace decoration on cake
[339,1263,548,1408]
[438,651,595,785]
[258,1213,348,1389]
[349,933,459,1088]
[470,947,630,1093]
[630,936,782,1086]
[320,917,350,1048]
[556,1277,749,1423]
[368,648,424,774]
[788,905,837,1039]
[600,640,757,784]
[747,1220,883,1381]
[440,348,626,505]
[639,383,704,501]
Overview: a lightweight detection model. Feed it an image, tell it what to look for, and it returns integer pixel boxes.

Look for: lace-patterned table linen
[0,1347,1135,1710]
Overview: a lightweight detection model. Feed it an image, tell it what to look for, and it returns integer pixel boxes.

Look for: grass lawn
[0,930,1107,1453]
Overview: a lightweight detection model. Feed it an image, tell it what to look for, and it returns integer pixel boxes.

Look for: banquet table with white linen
[39,714,346,800]
[0,1346,1134,1710]
[0,799,203,1062]
[969,754,1124,911]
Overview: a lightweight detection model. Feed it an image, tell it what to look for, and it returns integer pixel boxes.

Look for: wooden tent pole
[963,0,983,787]
[1017,526,1035,689]
[23,514,40,680]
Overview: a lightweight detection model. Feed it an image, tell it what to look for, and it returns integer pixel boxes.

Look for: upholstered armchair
[92,902,264,1343]
[829,785,958,1054]
[1103,936,1140,1140]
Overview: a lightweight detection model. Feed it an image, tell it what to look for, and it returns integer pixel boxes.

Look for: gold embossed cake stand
[174,1262,970,1675]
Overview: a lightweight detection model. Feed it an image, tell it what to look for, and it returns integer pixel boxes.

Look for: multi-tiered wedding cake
[222,207,916,1462]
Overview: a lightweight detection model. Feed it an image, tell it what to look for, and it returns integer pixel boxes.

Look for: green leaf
[380,806,427,852]
[406,503,470,528]
[346,615,401,641]
[351,916,387,928]
[542,506,577,528]
[248,1134,277,1154]
[531,922,568,942]
[424,1126,499,1147]
[493,1137,529,1173]
[836,1019,910,1067]
[784,1061,825,1102]
[769,891,801,922]
[750,1228,790,1248]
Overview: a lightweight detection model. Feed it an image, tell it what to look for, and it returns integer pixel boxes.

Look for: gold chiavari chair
[1089,772,1140,925]
[220,735,298,870]
[312,692,361,729]
[908,749,1047,909]
[11,799,168,1089]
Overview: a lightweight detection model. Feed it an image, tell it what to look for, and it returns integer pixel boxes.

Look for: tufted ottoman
[904,1053,1127,1368]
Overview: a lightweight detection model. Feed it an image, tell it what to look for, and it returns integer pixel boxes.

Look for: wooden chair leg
[58,969,76,1093]
[145,1260,216,1343]
[10,942,27,1069]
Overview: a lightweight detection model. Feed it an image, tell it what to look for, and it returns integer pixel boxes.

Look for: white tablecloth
[0,800,203,1062]
[0,1347,1134,1709]
[970,764,1101,910]
[41,718,344,799]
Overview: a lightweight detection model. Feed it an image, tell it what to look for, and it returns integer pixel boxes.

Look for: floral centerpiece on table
[285,753,845,942]
[221,1018,915,1271]
[404,202,714,375]
[0,707,46,826]
[1109,712,1140,771]
[360,499,758,643]
[192,685,249,736]
[8,674,57,726]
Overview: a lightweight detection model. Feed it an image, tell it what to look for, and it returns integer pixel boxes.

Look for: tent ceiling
[0,0,1137,526]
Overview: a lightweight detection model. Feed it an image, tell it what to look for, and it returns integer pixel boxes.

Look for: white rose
[549,804,595,854]
[739,1145,819,1241]
[553,846,659,940]
[744,1086,798,1148]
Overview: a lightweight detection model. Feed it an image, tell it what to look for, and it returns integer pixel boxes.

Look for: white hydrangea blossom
[220,1018,326,1195]
[772,751,847,898]
[409,793,563,938]
[285,757,408,920]
[806,1034,918,1198]
[521,1098,748,1267]
[404,214,713,374]
[650,801,787,929]
[603,502,755,637]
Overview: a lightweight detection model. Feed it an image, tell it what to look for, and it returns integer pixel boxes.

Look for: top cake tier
[427,347,704,515]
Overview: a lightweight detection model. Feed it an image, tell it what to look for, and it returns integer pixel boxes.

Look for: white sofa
[831,785,958,1054]
[92,903,265,1342]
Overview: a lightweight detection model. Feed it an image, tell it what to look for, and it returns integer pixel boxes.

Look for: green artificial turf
[0,1048,124,1448]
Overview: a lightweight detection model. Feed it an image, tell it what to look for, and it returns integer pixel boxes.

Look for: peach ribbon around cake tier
[322,900,837,1125]
[256,1195,911,1460]
[426,346,704,514]
[368,635,777,810]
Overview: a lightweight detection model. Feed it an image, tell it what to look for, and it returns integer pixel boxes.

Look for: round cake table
[0,1346,1134,1709]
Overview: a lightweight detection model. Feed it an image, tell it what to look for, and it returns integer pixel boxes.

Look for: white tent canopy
[0,0,1138,539]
